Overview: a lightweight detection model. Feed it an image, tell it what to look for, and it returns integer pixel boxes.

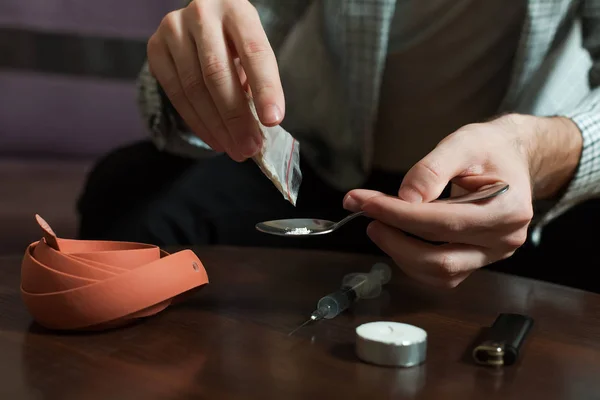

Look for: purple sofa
[0,0,180,254]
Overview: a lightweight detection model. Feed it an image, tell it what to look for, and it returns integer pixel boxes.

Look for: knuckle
[458,123,482,134]
[434,253,460,279]
[251,80,277,98]
[146,34,162,61]
[445,125,483,151]
[186,0,208,19]
[493,250,517,265]
[504,201,533,228]
[500,250,517,260]
[225,0,260,22]
[240,39,272,60]
[415,159,443,182]
[449,127,473,142]
[222,108,246,126]
[202,56,233,86]
[517,204,534,224]
[502,230,528,249]
[180,73,206,95]
[441,126,476,147]
[160,11,179,34]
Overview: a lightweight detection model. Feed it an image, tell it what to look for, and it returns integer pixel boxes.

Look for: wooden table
[1,247,600,399]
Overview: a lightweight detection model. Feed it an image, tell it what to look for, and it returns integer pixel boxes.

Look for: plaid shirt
[137,0,600,243]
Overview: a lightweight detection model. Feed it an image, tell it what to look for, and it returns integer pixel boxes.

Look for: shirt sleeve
[135,0,311,159]
[531,1,600,243]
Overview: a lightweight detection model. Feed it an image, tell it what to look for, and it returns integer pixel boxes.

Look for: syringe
[289,263,392,335]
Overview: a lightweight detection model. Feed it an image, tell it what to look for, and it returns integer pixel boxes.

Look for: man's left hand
[343,114,582,288]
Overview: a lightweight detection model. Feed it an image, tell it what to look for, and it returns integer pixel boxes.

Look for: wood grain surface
[0,247,599,399]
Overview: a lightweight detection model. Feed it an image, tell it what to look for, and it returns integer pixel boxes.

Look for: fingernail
[343,195,359,211]
[398,187,423,203]
[366,221,378,238]
[262,104,282,125]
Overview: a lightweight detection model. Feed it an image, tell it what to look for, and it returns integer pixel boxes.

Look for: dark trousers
[77,140,600,293]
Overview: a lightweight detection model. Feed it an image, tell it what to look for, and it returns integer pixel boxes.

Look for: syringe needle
[288,318,313,336]
[288,263,392,337]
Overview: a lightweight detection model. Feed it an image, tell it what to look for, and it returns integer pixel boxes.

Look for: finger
[399,135,478,203]
[367,221,491,288]
[225,5,285,127]
[362,192,503,244]
[396,262,472,289]
[364,191,530,247]
[343,189,385,212]
[147,26,221,152]
[187,6,262,159]
[157,11,228,154]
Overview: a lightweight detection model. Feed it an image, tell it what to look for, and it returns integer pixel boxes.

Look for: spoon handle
[433,182,509,204]
[334,211,367,229]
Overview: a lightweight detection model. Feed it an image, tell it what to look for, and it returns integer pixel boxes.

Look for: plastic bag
[247,96,302,206]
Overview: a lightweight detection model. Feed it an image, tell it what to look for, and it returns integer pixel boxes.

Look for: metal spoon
[255,182,509,237]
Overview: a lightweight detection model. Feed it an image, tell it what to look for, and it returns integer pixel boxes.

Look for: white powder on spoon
[285,227,313,235]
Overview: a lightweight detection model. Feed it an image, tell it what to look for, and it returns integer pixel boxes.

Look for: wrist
[507,113,583,200]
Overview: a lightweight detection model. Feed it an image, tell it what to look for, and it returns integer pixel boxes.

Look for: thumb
[399,142,472,203]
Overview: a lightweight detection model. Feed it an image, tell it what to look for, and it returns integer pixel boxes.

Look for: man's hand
[147,0,284,162]
[343,114,583,288]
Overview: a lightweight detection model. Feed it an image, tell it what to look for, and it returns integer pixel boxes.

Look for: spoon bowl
[257,218,340,236]
[256,182,509,237]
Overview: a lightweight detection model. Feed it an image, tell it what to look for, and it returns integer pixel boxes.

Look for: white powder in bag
[247,95,302,206]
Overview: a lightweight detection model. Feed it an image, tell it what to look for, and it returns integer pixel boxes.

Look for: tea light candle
[355,321,427,367]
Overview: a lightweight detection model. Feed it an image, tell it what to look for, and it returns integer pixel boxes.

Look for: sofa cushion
[0,0,181,157]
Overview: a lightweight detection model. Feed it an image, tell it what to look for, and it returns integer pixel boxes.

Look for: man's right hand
[147,0,284,161]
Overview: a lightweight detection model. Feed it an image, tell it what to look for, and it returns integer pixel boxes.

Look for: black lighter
[472,313,534,367]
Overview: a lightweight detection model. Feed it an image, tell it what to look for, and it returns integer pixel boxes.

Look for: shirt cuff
[530,105,600,244]
[136,61,215,157]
